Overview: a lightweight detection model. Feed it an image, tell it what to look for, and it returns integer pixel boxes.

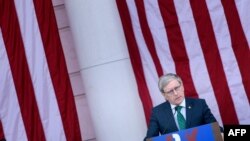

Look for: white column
[64,1,147,141]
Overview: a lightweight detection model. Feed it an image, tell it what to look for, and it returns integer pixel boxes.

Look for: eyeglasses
[164,84,182,95]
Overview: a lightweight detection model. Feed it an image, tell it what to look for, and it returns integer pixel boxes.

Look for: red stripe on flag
[221,0,250,103]
[0,121,4,140]
[158,0,198,98]
[116,0,153,124]
[135,0,163,77]
[33,0,82,140]
[0,0,46,140]
[190,0,239,124]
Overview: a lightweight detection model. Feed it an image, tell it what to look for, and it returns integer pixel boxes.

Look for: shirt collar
[170,99,186,110]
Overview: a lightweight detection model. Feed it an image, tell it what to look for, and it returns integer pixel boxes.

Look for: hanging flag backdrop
[0,0,82,140]
[117,0,250,126]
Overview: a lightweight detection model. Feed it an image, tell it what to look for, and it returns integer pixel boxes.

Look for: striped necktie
[175,106,186,130]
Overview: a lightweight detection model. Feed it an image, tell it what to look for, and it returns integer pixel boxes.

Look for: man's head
[158,73,185,105]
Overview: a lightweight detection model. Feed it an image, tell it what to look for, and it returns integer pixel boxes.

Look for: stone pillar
[64,1,147,141]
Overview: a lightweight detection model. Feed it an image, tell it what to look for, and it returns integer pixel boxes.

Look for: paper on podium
[147,122,223,141]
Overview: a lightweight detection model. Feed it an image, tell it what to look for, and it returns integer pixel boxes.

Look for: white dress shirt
[170,99,186,129]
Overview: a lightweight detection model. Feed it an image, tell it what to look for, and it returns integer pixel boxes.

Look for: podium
[147,122,223,141]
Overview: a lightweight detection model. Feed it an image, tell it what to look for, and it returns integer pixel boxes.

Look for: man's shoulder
[185,97,207,106]
[186,97,205,102]
[153,101,169,110]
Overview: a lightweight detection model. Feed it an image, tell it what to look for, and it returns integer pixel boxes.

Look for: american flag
[0,0,81,140]
[116,0,250,126]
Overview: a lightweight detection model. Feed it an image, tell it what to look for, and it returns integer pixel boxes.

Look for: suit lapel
[163,102,178,132]
[185,98,194,128]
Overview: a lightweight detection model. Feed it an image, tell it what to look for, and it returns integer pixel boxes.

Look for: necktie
[175,106,186,130]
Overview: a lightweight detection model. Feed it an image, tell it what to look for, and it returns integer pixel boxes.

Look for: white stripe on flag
[126,0,164,106]
[0,30,27,141]
[13,0,66,140]
[144,0,176,74]
[235,0,250,46]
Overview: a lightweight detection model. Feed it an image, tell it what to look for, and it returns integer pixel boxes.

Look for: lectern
[147,122,223,141]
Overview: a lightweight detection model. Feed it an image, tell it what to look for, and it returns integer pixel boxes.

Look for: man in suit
[144,73,223,140]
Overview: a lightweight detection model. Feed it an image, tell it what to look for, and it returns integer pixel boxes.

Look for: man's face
[162,79,185,105]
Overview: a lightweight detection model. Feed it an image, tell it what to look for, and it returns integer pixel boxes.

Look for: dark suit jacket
[144,97,222,140]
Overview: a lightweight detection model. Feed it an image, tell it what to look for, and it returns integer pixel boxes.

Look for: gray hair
[158,73,182,93]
